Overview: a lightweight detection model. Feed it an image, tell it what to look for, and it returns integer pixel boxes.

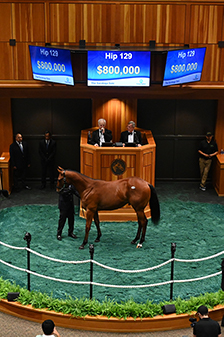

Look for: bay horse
[56,167,160,249]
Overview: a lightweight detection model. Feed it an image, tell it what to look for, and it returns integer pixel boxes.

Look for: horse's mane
[66,170,101,182]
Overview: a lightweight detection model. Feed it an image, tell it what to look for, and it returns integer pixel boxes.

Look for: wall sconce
[149,40,156,49]
[218,41,224,48]
[79,40,86,49]
[9,39,16,46]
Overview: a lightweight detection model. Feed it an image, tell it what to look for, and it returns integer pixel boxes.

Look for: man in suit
[120,121,142,146]
[39,131,56,189]
[90,118,112,146]
[9,133,31,192]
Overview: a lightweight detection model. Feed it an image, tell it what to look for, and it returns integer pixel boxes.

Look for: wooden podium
[0,152,12,194]
[213,154,224,196]
[80,128,156,221]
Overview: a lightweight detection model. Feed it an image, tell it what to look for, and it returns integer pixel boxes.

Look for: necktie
[19,143,23,152]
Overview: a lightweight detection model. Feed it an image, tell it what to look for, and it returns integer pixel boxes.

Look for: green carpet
[0,199,223,303]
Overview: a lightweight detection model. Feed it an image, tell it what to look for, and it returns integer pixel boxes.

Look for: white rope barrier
[0,240,223,290]
[91,280,173,288]
[0,258,26,272]
[26,248,91,265]
[88,272,223,288]
[175,250,224,263]
[0,257,222,288]
[0,259,89,284]
[173,271,222,283]
[0,240,26,250]
[0,240,175,271]
[26,269,90,285]
[91,258,174,272]
[1,240,223,271]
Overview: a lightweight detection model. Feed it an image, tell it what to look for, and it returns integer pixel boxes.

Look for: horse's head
[56,166,67,193]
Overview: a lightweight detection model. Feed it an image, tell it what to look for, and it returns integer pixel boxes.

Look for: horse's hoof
[95,239,100,242]
[131,240,136,244]
[136,243,143,248]
[79,244,85,249]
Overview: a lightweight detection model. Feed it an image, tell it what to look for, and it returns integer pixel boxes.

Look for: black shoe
[1,190,9,198]
[24,185,31,190]
[39,184,46,190]
[57,235,62,241]
[68,233,77,239]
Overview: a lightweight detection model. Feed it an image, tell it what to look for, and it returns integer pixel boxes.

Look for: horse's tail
[149,184,160,225]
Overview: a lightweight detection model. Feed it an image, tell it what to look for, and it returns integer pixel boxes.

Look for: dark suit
[10,141,30,189]
[57,185,80,236]
[39,139,56,186]
[120,130,142,144]
[90,129,112,146]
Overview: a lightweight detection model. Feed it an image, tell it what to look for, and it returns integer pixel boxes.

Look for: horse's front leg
[94,211,102,242]
[79,210,94,249]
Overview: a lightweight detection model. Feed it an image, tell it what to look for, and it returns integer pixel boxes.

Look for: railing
[0,236,224,301]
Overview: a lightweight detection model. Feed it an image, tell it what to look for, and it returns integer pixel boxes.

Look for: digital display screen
[88,51,151,87]
[162,47,206,86]
[29,45,74,86]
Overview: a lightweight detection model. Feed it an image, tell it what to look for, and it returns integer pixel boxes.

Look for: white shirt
[128,132,134,143]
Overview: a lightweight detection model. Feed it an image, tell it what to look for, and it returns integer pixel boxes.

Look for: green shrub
[1,277,224,319]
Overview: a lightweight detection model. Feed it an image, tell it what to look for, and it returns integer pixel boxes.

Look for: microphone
[87,131,91,144]
[134,131,139,144]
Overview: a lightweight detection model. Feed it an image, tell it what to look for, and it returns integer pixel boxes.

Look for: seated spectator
[36,319,61,337]
[193,305,221,337]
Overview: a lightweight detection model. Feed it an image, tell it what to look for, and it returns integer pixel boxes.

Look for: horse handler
[57,185,80,241]
[198,131,218,191]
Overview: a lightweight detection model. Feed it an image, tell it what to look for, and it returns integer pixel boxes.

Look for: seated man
[90,118,112,147]
[120,121,142,146]
[193,305,221,337]
[36,319,61,337]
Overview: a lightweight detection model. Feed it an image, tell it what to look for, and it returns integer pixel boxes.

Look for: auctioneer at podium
[80,127,156,222]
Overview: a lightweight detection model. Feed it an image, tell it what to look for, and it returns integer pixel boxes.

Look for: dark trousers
[13,168,27,189]
[41,161,54,185]
[57,207,74,236]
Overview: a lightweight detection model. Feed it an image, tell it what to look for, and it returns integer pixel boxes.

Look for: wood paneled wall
[215,100,224,150]
[0,0,224,84]
[0,0,224,167]
[92,99,137,142]
[0,98,13,154]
